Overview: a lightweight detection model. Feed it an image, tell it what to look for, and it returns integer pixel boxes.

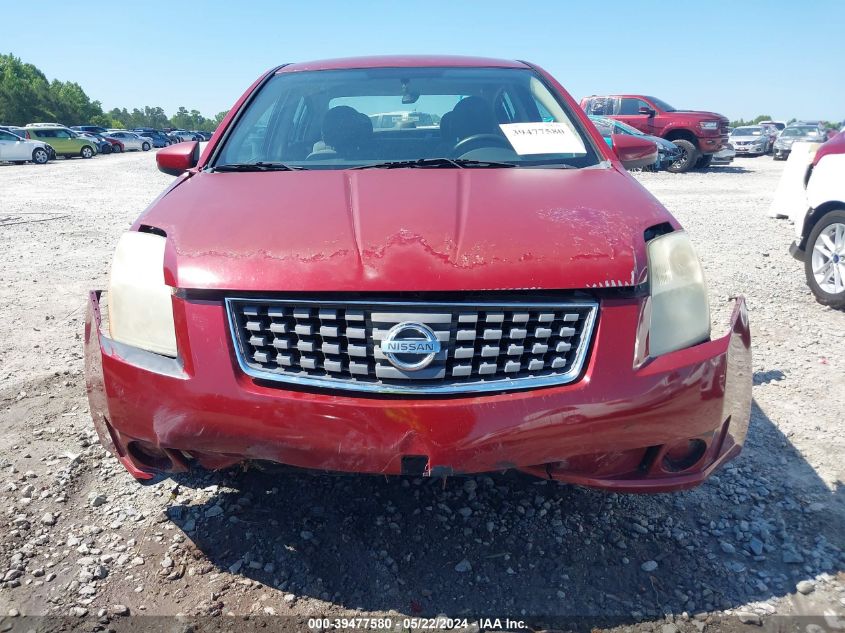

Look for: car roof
[278,55,529,73]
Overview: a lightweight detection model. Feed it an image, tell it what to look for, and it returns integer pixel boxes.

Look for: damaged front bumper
[84,291,752,493]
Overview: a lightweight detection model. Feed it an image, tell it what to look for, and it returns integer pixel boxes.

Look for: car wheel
[81,146,94,159]
[114,144,122,153]
[805,210,845,309]
[142,142,151,151]
[31,148,49,164]
[665,140,699,173]
[695,154,713,169]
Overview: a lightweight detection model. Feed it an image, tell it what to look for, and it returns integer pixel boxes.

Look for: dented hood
[137,167,673,292]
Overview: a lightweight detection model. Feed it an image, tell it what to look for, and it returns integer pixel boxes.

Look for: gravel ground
[0,153,843,632]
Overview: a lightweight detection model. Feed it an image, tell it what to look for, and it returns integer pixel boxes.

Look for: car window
[585,97,615,117]
[619,98,649,115]
[0,130,17,141]
[589,117,614,136]
[216,67,600,170]
[733,127,763,136]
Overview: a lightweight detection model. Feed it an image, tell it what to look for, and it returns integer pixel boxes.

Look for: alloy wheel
[812,222,845,295]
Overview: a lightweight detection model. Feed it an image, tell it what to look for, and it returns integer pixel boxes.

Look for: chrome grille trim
[225,298,598,395]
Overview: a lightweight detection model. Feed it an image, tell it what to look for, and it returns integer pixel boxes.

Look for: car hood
[137,167,674,293]
[730,135,765,143]
[671,110,727,120]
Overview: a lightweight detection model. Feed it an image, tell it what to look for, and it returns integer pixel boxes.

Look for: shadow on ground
[701,165,751,174]
[165,398,844,625]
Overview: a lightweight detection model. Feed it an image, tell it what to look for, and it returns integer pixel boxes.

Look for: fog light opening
[662,439,707,473]
[127,441,174,472]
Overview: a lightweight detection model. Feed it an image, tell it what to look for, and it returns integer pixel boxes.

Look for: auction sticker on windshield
[499,122,586,155]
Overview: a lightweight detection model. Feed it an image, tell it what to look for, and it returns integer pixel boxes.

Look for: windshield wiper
[350,157,519,170]
[212,161,305,172]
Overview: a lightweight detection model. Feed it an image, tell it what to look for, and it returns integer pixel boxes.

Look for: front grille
[226,298,598,395]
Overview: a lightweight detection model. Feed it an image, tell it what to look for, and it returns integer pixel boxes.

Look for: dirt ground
[0,152,843,633]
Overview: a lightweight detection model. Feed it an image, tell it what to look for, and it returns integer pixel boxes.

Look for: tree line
[730,113,840,129]
[0,53,226,131]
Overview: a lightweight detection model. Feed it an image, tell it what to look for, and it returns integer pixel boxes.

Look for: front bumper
[84,292,752,493]
[734,145,767,155]
[698,132,729,155]
[773,147,791,159]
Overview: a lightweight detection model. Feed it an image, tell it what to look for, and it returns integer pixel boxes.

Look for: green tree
[1,53,223,130]
[0,54,54,124]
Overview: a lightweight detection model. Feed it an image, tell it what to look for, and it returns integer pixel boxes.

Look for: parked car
[133,128,171,148]
[777,133,845,308]
[0,128,53,164]
[589,115,680,171]
[758,120,786,132]
[106,130,152,152]
[729,126,770,156]
[758,123,780,152]
[190,130,212,141]
[74,131,112,154]
[169,130,201,142]
[580,94,729,172]
[84,55,751,492]
[101,135,125,153]
[773,126,826,160]
[711,143,736,165]
[25,126,96,159]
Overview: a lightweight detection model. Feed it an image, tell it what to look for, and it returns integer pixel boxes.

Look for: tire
[665,139,699,173]
[142,142,151,151]
[113,144,122,153]
[695,154,713,169]
[804,210,845,309]
[80,146,94,159]
[31,148,49,164]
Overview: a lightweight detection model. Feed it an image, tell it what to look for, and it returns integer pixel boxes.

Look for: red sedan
[84,56,751,492]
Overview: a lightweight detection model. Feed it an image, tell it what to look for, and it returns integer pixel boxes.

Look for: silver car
[772,126,826,160]
[169,130,200,142]
[729,126,769,157]
[106,130,152,152]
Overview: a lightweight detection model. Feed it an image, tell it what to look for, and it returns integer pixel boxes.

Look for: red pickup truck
[580,95,730,173]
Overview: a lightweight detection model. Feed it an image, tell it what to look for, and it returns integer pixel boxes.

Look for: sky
[4,0,843,123]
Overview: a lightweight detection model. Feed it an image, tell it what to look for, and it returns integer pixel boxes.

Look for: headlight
[646,231,710,357]
[699,121,719,130]
[108,232,177,357]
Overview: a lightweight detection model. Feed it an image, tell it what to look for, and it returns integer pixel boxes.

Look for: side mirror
[610,134,658,170]
[156,141,200,176]
[638,106,656,117]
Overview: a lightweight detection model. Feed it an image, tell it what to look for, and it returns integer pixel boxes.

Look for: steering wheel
[451,133,512,157]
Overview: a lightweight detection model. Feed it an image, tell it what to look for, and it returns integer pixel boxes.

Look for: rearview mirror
[156,141,199,176]
[638,106,656,117]
[610,134,658,170]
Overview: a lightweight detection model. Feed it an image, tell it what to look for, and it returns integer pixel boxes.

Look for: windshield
[646,96,675,112]
[782,127,820,137]
[732,127,763,136]
[214,67,600,170]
